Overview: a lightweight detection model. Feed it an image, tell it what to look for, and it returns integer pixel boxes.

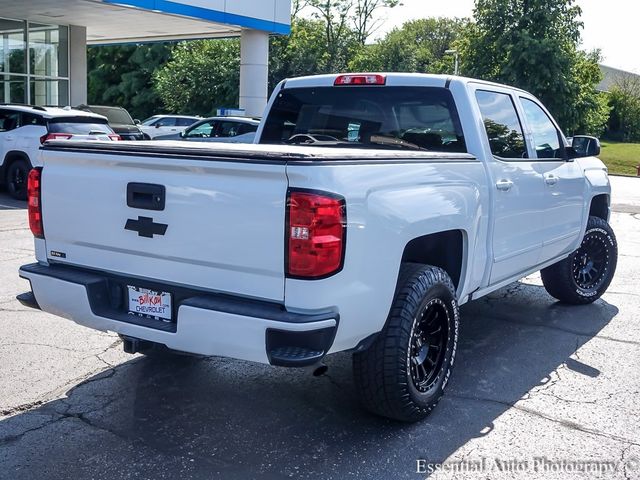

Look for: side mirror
[155,123,161,128]
[179,131,186,138]
[570,135,601,158]
[134,119,141,125]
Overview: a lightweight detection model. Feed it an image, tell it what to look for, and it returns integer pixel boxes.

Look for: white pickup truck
[18,73,617,422]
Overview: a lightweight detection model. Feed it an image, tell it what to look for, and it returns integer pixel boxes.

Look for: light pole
[445,49,459,76]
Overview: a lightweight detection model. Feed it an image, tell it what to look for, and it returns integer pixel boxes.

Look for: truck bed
[42,140,476,164]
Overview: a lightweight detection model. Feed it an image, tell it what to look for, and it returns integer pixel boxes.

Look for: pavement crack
[1,400,46,417]
[0,306,46,313]
[319,372,346,391]
[606,290,640,298]
[0,415,62,446]
[621,444,634,480]
[0,342,81,353]
[447,393,640,448]
[487,314,640,347]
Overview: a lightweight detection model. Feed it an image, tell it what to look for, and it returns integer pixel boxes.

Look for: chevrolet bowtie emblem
[125,216,168,238]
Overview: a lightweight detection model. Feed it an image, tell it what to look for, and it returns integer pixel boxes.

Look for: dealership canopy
[0,0,292,116]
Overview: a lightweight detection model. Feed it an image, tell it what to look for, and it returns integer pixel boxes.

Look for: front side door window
[520,98,564,159]
[185,121,216,138]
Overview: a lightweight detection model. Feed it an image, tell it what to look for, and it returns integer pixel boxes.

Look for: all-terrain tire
[541,216,617,305]
[353,263,459,422]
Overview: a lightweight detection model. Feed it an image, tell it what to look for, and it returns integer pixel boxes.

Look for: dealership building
[0,0,291,116]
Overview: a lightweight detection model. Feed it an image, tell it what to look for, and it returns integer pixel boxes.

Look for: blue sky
[378,0,640,73]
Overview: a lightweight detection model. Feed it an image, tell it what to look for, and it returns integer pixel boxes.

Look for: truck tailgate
[39,146,288,301]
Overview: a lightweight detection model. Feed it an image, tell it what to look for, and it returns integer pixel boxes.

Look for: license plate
[127,286,172,322]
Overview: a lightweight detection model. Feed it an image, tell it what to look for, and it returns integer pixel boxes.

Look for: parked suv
[139,115,200,139]
[75,105,145,141]
[0,105,118,200]
[154,116,259,143]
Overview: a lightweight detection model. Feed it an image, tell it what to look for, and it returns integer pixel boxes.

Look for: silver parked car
[153,116,260,143]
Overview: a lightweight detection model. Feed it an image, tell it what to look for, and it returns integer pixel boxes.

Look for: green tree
[459,0,608,135]
[607,74,640,142]
[349,18,467,73]
[352,0,402,45]
[87,43,172,119]
[153,39,240,116]
[303,0,400,45]
[269,18,335,88]
[304,1,360,71]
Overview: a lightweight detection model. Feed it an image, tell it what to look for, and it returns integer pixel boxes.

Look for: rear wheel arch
[399,229,466,294]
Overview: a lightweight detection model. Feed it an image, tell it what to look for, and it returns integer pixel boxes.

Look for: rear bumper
[19,263,337,366]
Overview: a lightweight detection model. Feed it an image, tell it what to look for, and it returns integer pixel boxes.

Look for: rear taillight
[334,74,386,86]
[28,168,44,239]
[108,134,122,141]
[286,190,346,279]
[40,133,73,144]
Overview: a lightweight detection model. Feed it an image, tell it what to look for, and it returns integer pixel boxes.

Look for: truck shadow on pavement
[0,192,26,210]
[0,281,619,479]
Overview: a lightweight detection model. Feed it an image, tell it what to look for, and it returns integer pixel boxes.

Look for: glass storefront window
[0,18,69,106]
[0,18,26,74]
[30,79,69,106]
[0,75,26,103]
[29,23,69,78]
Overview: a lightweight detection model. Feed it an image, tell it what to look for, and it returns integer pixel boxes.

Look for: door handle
[127,183,166,211]
[5,135,14,141]
[496,179,514,192]
[544,175,559,186]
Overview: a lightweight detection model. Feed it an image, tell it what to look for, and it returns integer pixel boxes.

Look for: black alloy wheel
[409,298,449,393]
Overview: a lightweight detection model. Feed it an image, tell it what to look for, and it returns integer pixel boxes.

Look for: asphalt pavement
[0,176,639,479]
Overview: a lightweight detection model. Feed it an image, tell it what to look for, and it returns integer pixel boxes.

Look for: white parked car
[138,115,200,139]
[0,105,119,199]
[153,116,259,142]
[18,73,616,422]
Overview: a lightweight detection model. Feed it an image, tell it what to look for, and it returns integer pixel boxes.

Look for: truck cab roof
[282,73,531,95]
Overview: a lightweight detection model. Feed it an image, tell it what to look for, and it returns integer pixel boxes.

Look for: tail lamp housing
[28,168,44,238]
[40,133,73,144]
[286,190,346,279]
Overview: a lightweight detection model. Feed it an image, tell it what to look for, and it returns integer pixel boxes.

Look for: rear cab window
[84,107,133,125]
[48,117,115,135]
[260,86,467,153]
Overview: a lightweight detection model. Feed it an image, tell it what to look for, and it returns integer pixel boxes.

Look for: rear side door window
[21,113,45,127]
[176,117,196,127]
[0,110,21,131]
[476,90,528,159]
[217,121,242,137]
[156,117,177,127]
[238,123,258,135]
[520,98,564,159]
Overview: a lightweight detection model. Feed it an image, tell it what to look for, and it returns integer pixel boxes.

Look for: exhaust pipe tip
[312,364,328,377]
